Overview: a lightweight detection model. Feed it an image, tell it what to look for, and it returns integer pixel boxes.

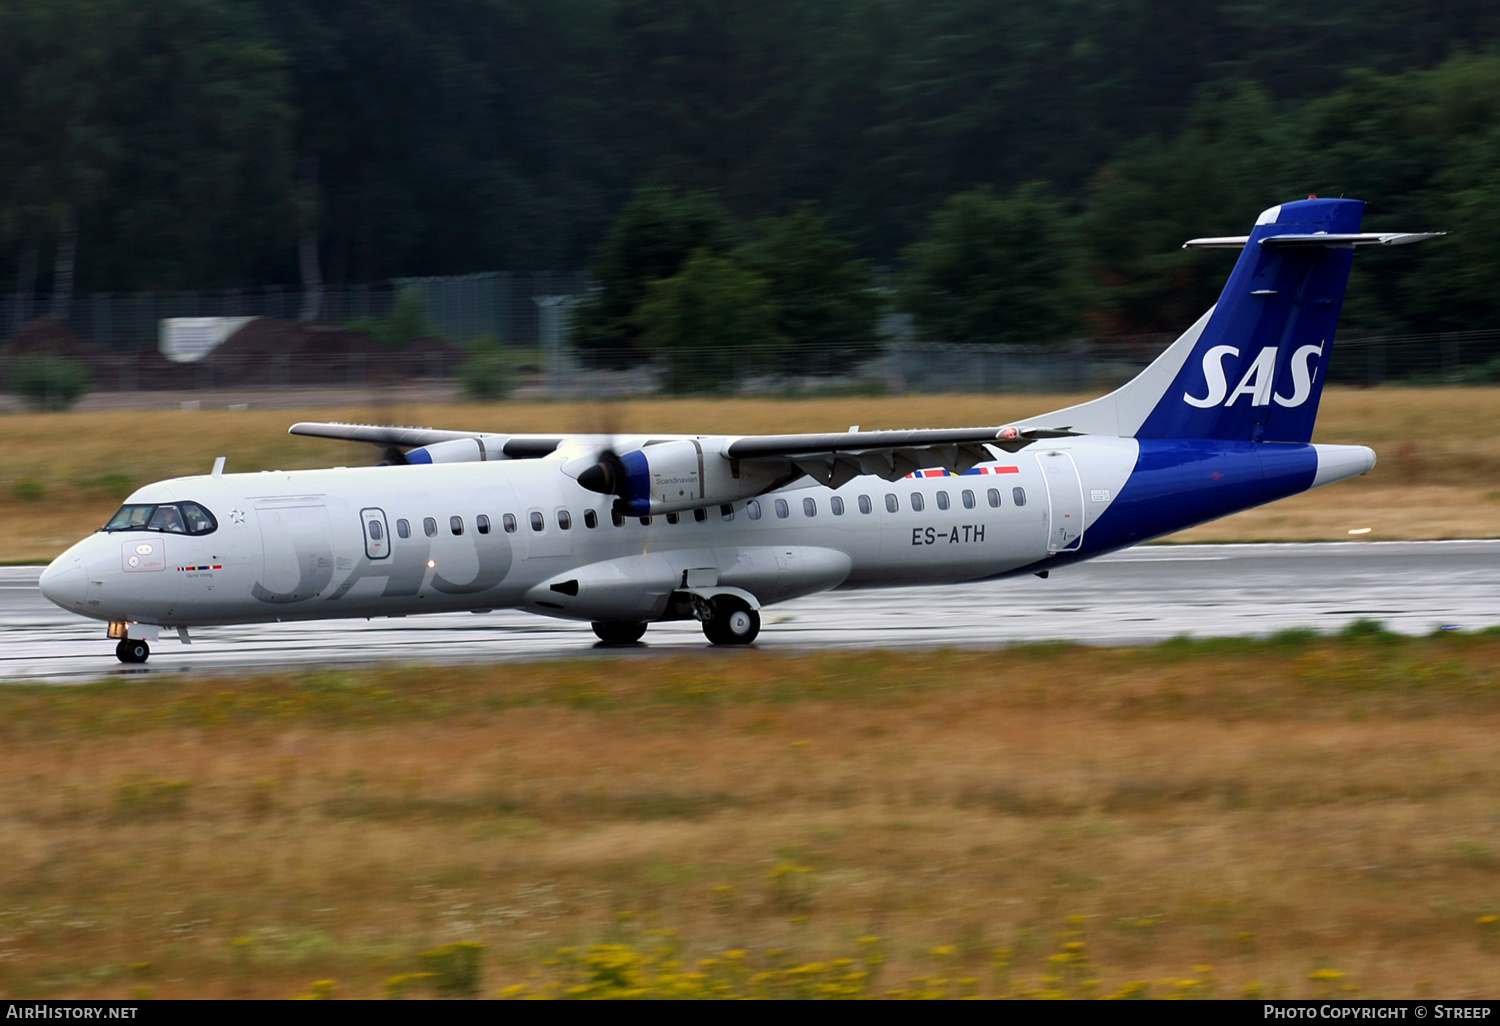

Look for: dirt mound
[4,316,471,391]
[215,318,467,361]
[158,317,470,387]
[1,317,100,362]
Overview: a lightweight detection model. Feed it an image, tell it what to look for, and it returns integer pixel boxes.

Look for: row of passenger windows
[378,486,1029,541]
[744,487,1027,520]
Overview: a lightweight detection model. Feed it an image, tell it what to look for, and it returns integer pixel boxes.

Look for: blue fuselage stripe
[1063,440,1318,562]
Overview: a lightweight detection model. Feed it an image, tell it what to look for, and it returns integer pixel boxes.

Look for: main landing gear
[590,595,762,647]
[701,595,760,646]
[115,637,150,664]
[592,620,648,645]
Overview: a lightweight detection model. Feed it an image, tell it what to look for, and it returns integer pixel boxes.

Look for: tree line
[3,0,1499,349]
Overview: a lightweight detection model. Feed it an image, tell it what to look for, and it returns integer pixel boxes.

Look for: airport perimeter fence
[5,279,1500,397]
[0,271,590,351]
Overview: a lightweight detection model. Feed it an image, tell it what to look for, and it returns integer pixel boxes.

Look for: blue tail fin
[1132,197,1363,443]
[1012,198,1419,444]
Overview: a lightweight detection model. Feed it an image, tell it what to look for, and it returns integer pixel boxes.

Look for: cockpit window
[103,502,217,535]
[180,503,216,533]
[147,506,185,532]
[104,505,154,531]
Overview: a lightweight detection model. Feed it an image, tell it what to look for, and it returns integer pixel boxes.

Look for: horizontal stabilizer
[1184,231,1444,250]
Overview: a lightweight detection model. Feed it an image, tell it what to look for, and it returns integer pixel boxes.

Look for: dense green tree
[902,184,1085,345]
[636,249,783,392]
[0,0,295,296]
[0,0,123,303]
[734,208,881,373]
[1,0,1498,336]
[89,0,295,290]
[571,185,738,363]
[1081,82,1313,333]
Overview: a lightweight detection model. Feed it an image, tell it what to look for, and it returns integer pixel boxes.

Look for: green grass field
[2,630,1500,998]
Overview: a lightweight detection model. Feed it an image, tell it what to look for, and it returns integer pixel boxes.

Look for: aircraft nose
[38,556,87,612]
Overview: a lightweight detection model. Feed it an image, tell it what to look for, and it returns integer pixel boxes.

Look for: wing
[289,419,1080,513]
[289,421,564,463]
[723,425,1079,486]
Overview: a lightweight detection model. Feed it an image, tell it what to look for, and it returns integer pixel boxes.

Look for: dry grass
[2,386,1498,562]
[2,632,1500,998]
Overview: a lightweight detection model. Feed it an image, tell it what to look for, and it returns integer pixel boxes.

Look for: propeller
[576,448,627,496]
[563,401,634,505]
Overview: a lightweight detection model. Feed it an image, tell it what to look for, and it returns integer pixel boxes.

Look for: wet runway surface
[3,540,1497,684]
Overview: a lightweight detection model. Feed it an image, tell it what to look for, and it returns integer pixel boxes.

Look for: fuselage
[38,437,1373,631]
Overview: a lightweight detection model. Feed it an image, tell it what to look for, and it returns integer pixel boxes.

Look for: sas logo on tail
[1183,342,1324,409]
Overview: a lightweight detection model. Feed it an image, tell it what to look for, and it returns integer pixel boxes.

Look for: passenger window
[585,509,598,529]
[476,514,490,534]
[720,504,734,521]
[694,508,706,522]
[450,516,464,536]
[936,490,950,511]
[502,513,517,533]
[987,488,1001,508]
[831,496,844,516]
[910,492,925,512]
[424,517,437,537]
[1013,487,1027,507]
[665,512,679,524]
[774,498,789,519]
[368,520,383,541]
[748,500,762,520]
[529,512,544,532]
[558,510,572,530]
[640,516,652,526]
[885,494,898,513]
[962,490,975,510]
[858,495,872,515]
[397,518,411,539]
[803,497,817,517]
[611,509,623,527]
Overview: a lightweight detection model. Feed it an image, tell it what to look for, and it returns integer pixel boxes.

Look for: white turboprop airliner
[40,198,1440,663]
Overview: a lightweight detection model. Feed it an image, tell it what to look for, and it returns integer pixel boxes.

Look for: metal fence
[0,271,592,350]
[5,276,1500,396]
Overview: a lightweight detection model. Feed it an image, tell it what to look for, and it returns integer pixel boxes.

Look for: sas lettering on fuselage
[1183,341,1325,409]
[912,525,986,546]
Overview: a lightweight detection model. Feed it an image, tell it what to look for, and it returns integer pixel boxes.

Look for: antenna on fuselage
[212,457,225,477]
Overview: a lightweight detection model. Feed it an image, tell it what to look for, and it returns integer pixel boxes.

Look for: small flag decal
[903,465,1021,479]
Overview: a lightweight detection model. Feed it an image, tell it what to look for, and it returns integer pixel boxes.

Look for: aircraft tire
[703,597,760,646]
[592,621,648,644]
[116,638,150,664]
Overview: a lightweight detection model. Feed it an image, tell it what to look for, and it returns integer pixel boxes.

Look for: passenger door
[360,507,390,560]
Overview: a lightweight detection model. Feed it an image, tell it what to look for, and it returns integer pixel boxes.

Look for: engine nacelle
[404,436,512,465]
[613,440,786,516]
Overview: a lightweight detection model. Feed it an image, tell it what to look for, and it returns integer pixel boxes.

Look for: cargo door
[254,501,335,602]
[1035,451,1084,553]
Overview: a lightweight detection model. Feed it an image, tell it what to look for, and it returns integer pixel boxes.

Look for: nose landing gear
[115,638,150,664]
